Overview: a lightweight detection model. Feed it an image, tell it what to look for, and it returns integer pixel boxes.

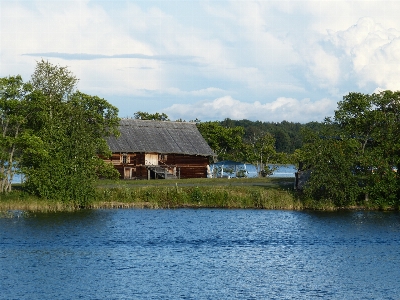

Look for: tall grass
[2,178,395,212]
[91,185,302,210]
[0,190,85,212]
[1,185,301,212]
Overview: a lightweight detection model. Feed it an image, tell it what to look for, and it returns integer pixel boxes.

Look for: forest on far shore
[218,118,324,154]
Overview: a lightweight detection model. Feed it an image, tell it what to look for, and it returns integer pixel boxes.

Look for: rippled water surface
[1,209,400,299]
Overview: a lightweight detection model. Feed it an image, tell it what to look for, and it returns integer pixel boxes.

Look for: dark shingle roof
[106,119,215,156]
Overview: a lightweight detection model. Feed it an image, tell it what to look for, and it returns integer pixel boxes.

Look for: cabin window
[121,154,130,164]
[159,154,167,161]
[145,153,158,165]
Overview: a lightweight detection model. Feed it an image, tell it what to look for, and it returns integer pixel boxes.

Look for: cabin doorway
[124,167,132,179]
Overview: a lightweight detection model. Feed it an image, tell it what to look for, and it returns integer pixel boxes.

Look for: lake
[210,163,296,178]
[1,209,399,299]
[270,164,296,178]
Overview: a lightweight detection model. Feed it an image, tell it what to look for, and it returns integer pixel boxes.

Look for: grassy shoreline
[1,178,398,213]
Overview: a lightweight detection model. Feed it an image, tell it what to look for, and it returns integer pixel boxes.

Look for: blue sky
[2,0,400,122]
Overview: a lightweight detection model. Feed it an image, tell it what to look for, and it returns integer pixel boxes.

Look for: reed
[2,178,396,212]
[301,198,338,211]
[91,185,301,210]
[0,191,84,212]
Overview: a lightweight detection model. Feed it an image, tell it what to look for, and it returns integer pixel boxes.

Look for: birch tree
[21,61,120,205]
[244,132,278,176]
[0,76,32,192]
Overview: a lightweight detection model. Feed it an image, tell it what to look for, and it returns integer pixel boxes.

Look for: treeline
[219,118,324,153]
[195,120,324,176]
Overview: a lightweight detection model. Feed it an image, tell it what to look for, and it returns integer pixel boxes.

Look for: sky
[2,0,400,123]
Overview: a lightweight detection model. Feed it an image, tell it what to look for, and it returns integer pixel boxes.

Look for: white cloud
[164,87,229,97]
[164,96,337,123]
[0,1,162,93]
[327,17,400,90]
[4,1,400,123]
[304,46,341,89]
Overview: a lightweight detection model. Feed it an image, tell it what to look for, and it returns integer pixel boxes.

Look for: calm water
[270,165,296,178]
[1,209,400,299]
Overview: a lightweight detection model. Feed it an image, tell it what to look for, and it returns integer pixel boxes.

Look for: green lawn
[95,177,295,188]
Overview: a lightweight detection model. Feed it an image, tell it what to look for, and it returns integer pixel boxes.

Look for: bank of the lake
[0,177,398,213]
[0,178,296,213]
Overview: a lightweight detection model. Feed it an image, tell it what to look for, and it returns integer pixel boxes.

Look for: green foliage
[220,118,324,154]
[197,121,245,161]
[0,76,33,192]
[203,118,327,168]
[30,59,78,100]
[197,121,283,176]
[190,186,203,202]
[301,91,400,208]
[243,132,279,175]
[134,111,170,121]
[23,92,119,203]
[91,184,299,210]
[301,124,361,206]
[0,60,120,205]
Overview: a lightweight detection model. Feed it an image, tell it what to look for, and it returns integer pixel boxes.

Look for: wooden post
[147,169,150,180]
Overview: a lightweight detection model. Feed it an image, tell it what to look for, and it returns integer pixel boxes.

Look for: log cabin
[104,119,216,179]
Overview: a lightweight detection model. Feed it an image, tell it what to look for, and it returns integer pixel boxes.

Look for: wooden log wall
[103,152,210,179]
